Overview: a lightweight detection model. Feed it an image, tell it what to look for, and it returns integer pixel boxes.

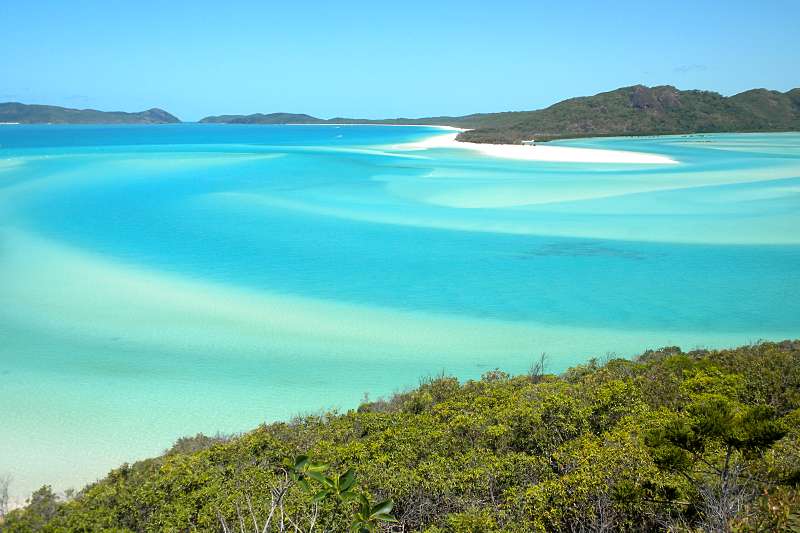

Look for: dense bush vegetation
[3,341,799,532]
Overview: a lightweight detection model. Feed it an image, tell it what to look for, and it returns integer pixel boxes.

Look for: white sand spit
[396,132,678,164]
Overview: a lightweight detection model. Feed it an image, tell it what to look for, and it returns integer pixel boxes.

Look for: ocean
[1,124,798,500]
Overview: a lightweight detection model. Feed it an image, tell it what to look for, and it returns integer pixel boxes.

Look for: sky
[1,0,799,121]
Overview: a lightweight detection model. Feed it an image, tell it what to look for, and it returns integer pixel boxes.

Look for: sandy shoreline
[395,131,678,164]
[284,123,677,164]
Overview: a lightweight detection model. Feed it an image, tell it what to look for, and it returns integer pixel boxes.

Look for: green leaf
[358,492,370,511]
[370,499,393,516]
[341,491,362,503]
[306,470,327,484]
[339,468,357,492]
[307,462,328,472]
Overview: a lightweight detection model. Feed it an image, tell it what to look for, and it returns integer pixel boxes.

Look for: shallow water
[1,125,798,500]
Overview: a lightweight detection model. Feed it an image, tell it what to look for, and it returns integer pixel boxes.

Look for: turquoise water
[1,125,799,501]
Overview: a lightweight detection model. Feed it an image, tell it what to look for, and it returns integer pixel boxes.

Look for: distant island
[199,85,800,143]
[5,85,799,143]
[0,102,180,124]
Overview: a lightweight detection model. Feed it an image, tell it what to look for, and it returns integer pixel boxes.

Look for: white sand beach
[287,124,676,164]
[397,132,678,164]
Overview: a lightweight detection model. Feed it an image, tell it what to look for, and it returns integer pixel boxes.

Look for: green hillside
[0,103,181,124]
[3,341,798,532]
[457,85,800,143]
[198,112,324,124]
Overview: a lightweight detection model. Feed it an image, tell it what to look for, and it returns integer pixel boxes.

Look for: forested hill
[199,85,800,143]
[3,341,798,532]
[0,103,181,124]
[198,112,324,124]
[456,85,800,143]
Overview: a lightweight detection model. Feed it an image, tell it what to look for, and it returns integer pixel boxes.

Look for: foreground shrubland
[3,341,799,532]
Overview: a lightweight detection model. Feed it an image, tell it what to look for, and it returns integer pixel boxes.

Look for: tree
[0,474,11,520]
[1,485,59,531]
[646,396,786,532]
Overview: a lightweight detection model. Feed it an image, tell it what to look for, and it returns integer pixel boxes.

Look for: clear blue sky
[2,0,798,121]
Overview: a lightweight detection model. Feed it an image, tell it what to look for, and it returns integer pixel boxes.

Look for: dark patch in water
[519,242,648,260]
